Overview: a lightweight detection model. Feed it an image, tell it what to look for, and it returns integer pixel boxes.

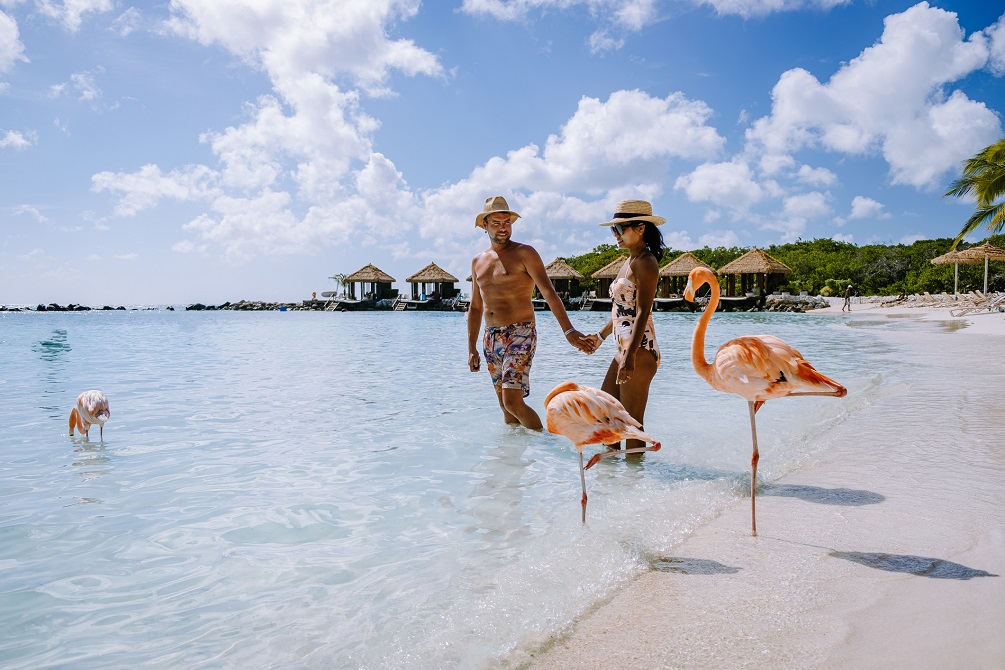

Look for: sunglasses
[610,222,641,236]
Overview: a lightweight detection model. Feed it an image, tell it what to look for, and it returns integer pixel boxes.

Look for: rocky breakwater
[763,294,829,312]
[185,299,323,311]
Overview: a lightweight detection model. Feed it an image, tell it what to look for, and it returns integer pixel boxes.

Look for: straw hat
[598,199,665,227]
[475,196,521,229]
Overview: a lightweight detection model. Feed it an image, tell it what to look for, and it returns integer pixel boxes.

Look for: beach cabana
[945,242,1005,294]
[404,262,460,301]
[930,250,982,296]
[659,252,714,297]
[717,249,792,297]
[545,258,585,299]
[344,264,397,302]
[583,255,628,311]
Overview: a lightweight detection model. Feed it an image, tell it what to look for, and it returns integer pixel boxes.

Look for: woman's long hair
[641,222,666,262]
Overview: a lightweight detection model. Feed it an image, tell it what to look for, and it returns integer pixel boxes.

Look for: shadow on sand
[759,483,885,506]
[829,551,998,580]
[649,557,742,575]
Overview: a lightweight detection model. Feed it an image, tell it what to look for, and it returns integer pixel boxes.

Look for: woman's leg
[616,351,659,451]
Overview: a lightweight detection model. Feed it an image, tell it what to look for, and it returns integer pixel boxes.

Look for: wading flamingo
[69,390,110,439]
[544,381,661,523]
[684,267,846,536]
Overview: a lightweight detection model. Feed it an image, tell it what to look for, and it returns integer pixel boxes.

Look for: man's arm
[522,247,595,353]
[467,259,484,371]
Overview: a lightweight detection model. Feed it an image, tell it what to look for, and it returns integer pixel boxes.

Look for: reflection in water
[71,441,112,490]
[467,441,531,546]
[829,551,998,579]
[35,329,72,419]
[35,329,71,362]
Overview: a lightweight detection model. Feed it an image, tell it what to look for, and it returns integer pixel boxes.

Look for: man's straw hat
[598,199,666,227]
[475,196,521,229]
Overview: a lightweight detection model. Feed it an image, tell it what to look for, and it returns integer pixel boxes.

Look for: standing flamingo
[544,381,661,523]
[69,390,110,439]
[683,267,846,536]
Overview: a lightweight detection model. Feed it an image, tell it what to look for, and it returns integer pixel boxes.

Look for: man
[842,284,853,312]
[467,196,594,429]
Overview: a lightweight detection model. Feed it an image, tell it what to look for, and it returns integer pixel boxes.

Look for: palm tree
[945,138,1005,249]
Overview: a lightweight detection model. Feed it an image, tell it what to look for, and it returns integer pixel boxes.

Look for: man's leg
[500,387,543,430]
[495,389,521,425]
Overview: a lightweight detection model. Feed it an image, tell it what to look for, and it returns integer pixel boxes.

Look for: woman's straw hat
[475,196,521,229]
[598,199,665,227]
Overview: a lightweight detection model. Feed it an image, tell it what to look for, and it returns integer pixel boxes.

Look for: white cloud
[463,0,659,52]
[698,229,741,248]
[167,0,442,94]
[0,129,35,149]
[70,70,100,101]
[745,2,1002,189]
[699,0,851,19]
[588,30,623,54]
[985,13,1005,76]
[832,232,854,243]
[848,195,890,220]
[37,0,114,32]
[783,191,830,219]
[0,9,28,72]
[92,164,220,216]
[674,161,764,212]
[899,232,926,244]
[795,164,837,186]
[11,204,48,222]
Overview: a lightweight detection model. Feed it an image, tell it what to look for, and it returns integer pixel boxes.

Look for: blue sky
[2,0,1004,305]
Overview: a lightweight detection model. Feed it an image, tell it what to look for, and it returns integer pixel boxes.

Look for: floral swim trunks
[483,321,537,398]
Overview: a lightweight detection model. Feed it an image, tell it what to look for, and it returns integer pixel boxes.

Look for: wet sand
[525,299,1005,669]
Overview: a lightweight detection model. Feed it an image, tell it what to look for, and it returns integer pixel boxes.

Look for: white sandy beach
[525,299,1005,669]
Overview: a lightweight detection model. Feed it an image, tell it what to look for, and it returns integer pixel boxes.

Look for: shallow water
[0,309,896,668]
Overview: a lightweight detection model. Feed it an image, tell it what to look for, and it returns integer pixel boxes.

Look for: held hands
[564,329,598,354]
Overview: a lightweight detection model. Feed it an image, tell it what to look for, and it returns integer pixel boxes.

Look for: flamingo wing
[545,383,653,447]
[76,390,110,424]
[712,336,845,402]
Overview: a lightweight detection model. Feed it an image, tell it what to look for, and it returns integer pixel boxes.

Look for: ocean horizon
[2,309,890,668]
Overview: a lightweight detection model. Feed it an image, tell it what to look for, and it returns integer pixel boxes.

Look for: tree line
[563,234,1005,297]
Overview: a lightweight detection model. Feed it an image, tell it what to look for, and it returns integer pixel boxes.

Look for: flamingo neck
[691,276,720,383]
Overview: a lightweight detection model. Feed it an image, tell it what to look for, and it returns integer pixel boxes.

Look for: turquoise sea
[1,309,893,668]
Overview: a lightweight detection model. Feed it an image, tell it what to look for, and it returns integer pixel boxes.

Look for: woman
[588,199,666,451]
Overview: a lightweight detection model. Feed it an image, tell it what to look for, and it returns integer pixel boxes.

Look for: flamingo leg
[579,452,588,524]
[748,401,760,537]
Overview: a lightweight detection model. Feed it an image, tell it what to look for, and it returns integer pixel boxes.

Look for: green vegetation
[562,234,1005,297]
[944,138,1005,248]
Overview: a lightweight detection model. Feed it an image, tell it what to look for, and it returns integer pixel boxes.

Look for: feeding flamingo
[544,381,661,522]
[69,390,110,440]
[683,266,846,536]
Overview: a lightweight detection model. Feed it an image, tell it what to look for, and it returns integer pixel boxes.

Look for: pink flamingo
[69,390,110,439]
[684,267,846,536]
[544,381,661,522]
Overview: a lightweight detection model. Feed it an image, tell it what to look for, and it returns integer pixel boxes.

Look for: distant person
[467,196,595,430]
[842,285,853,312]
[586,200,666,453]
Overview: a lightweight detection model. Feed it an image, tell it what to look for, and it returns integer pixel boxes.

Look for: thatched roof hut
[717,249,792,297]
[344,263,397,300]
[590,255,629,298]
[545,258,585,298]
[935,242,1005,294]
[658,252,714,297]
[404,262,460,300]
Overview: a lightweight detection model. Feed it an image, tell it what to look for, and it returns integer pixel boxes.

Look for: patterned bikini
[610,276,660,366]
